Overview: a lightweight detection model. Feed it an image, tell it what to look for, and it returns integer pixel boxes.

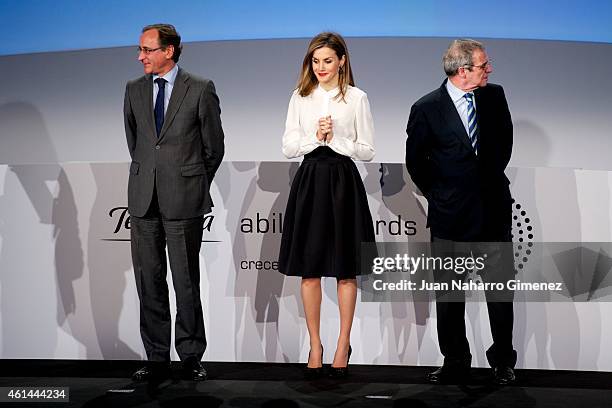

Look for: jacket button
[155,145,160,150]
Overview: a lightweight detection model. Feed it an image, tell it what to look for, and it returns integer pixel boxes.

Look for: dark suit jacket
[405,80,513,241]
[124,68,225,219]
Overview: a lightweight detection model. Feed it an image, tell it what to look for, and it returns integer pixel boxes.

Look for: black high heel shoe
[304,345,324,379]
[329,345,352,378]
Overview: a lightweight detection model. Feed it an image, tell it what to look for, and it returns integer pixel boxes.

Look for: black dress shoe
[183,358,208,381]
[426,365,470,384]
[328,345,352,378]
[304,345,324,379]
[493,366,515,385]
[132,364,170,382]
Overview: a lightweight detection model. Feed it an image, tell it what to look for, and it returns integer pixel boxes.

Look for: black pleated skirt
[279,146,375,279]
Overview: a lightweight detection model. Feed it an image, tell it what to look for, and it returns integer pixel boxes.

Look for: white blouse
[281,85,375,161]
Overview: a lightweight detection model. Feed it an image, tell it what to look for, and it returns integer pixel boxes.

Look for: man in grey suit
[124,23,224,381]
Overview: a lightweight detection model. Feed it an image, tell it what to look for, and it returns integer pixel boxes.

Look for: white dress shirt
[282,85,375,161]
[446,78,477,137]
[152,64,179,114]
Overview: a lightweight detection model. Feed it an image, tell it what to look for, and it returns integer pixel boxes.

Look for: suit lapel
[438,81,474,153]
[138,75,157,141]
[473,87,484,141]
[158,68,190,141]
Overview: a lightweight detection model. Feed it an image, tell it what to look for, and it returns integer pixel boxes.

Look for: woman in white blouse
[278,32,376,378]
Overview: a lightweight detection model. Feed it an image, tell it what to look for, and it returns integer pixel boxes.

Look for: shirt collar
[446,78,471,103]
[316,84,340,96]
[153,64,179,86]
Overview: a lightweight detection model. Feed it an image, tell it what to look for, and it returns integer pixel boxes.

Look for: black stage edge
[0,360,611,407]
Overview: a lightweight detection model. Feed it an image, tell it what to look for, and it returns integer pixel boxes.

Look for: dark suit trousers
[431,236,517,369]
[130,193,206,362]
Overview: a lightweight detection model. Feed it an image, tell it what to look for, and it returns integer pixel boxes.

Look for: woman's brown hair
[297,32,355,102]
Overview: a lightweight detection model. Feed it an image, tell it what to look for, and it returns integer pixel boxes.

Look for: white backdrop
[1,36,612,370]
[1,161,611,371]
[1,37,611,169]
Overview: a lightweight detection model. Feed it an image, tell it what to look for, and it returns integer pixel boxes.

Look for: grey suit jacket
[124,67,225,219]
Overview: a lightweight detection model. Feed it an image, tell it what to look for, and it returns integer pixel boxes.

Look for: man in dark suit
[124,24,224,381]
[405,39,516,385]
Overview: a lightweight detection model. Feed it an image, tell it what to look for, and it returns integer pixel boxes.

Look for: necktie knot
[464,92,474,103]
[155,77,167,89]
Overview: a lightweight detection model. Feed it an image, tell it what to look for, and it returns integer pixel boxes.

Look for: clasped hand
[316,115,333,142]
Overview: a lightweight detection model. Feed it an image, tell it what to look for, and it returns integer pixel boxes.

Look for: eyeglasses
[137,46,164,55]
[465,59,493,70]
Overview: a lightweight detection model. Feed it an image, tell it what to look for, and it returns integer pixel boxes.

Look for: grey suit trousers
[130,193,206,362]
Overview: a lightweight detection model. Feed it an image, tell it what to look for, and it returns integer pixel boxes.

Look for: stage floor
[1,360,611,407]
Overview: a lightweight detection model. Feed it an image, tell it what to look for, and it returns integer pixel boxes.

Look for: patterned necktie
[154,78,167,137]
[464,92,478,154]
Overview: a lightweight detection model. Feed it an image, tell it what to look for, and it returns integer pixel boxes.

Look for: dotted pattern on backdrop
[511,199,534,271]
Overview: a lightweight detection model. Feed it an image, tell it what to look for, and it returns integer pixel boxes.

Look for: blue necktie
[154,78,167,137]
[464,92,478,154]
